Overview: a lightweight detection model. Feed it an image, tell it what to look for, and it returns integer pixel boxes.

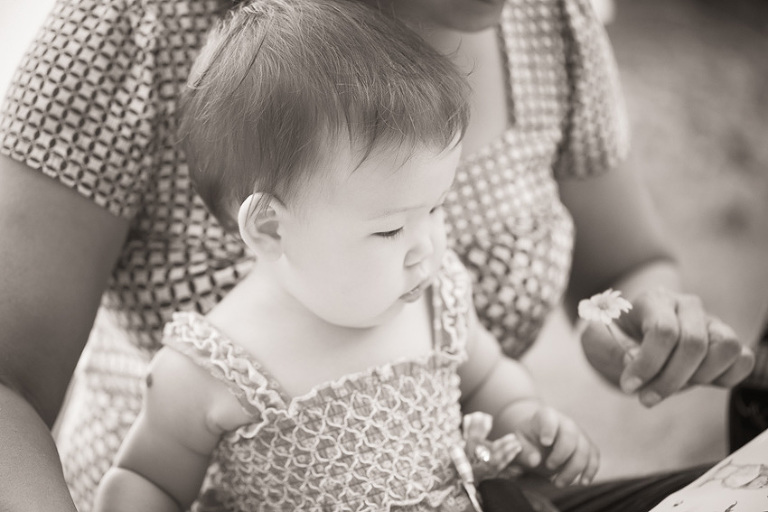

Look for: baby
[94,1,598,510]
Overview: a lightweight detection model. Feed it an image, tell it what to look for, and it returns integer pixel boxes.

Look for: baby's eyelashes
[373,227,404,239]
[429,203,444,214]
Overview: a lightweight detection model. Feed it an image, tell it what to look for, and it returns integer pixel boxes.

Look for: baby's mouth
[400,278,432,303]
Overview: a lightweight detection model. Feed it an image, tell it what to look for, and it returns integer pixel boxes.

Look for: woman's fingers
[712,345,755,387]
[617,289,753,407]
[688,318,742,384]
[636,295,709,406]
[618,290,680,395]
[581,321,633,385]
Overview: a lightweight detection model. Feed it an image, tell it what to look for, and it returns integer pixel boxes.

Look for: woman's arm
[560,164,754,405]
[560,163,676,316]
[0,156,129,511]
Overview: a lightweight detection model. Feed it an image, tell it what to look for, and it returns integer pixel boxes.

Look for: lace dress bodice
[162,252,474,512]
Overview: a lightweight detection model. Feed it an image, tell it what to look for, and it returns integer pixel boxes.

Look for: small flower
[578,288,632,325]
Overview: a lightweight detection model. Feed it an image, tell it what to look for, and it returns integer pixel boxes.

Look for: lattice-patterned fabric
[0,0,627,509]
[160,252,471,512]
[443,0,628,358]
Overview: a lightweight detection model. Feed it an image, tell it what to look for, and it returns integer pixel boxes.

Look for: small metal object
[449,445,484,512]
[473,444,492,464]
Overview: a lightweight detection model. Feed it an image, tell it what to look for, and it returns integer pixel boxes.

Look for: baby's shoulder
[148,340,253,435]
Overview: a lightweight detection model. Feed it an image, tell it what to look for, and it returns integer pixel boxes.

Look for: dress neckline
[171,284,446,416]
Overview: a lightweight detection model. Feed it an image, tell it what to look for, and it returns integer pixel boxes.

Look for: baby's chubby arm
[458,308,599,486]
[94,347,246,511]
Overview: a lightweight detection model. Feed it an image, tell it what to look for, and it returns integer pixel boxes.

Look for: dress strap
[431,250,472,362]
[162,311,289,415]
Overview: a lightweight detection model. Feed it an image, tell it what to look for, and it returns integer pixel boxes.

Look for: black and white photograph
[0,0,766,510]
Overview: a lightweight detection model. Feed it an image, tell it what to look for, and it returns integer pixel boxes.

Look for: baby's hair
[178,0,470,231]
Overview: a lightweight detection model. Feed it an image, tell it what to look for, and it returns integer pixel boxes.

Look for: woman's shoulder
[0,0,225,219]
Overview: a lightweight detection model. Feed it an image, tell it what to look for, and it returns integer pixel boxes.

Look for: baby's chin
[314,299,410,331]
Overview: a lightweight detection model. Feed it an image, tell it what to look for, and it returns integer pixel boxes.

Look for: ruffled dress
[163,252,473,511]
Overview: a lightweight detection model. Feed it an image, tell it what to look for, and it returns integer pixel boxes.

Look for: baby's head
[179,0,470,327]
[179,0,469,232]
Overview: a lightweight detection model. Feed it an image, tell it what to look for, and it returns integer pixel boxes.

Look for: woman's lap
[480,464,710,512]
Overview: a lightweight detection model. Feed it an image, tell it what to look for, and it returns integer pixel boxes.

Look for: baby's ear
[237,193,283,261]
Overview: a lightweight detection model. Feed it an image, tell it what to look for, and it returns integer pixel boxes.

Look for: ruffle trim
[162,250,472,419]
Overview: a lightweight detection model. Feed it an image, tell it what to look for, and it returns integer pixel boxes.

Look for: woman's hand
[581,287,755,407]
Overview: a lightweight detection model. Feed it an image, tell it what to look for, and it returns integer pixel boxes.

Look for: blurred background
[1,0,767,482]
[526,0,768,480]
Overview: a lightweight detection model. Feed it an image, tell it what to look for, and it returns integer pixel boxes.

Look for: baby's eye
[374,227,404,239]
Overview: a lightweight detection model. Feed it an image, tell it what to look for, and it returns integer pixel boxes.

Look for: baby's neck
[208,266,329,336]
[206,265,400,348]
[205,266,435,399]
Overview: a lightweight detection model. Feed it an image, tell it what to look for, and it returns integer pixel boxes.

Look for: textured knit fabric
[0,0,627,509]
[160,252,472,511]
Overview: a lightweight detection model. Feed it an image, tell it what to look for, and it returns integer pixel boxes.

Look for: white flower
[578,288,632,325]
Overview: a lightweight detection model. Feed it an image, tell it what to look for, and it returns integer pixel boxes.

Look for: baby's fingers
[513,432,544,468]
[533,406,560,448]
[513,406,560,469]
[542,416,578,472]
[551,434,600,487]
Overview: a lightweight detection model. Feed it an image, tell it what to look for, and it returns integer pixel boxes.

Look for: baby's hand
[462,412,522,481]
[507,401,600,487]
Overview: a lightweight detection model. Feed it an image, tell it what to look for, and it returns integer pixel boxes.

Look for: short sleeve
[0,0,157,219]
[552,0,630,179]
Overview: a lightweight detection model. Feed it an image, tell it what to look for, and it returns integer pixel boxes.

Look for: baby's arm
[94,348,243,511]
[459,307,599,486]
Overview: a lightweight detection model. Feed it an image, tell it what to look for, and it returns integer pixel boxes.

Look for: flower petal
[578,289,633,324]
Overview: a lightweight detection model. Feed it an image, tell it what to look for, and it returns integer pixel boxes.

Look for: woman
[0,0,752,510]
